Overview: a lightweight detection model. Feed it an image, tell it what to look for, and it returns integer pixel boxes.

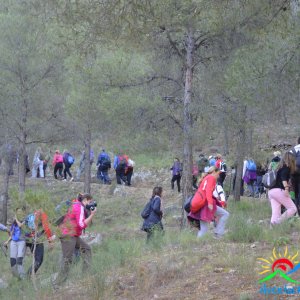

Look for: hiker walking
[198,154,208,176]
[32,147,44,178]
[114,153,128,185]
[62,150,74,182]
[268,151,281,171]
[141,186,164,242]
[52,150,64,179]
[24,209,55,276]
[268,152,297,225]
[170,158,182,193]
[125,158,135,186]
[53,193,96,287]
[243,158,258,197]
[215,154,227,187]
[187,166,229,239]
[5,208,26,279]
[97,149,111,184]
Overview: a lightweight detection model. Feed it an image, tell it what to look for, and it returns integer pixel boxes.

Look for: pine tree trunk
[2,160,10,224]
[233,106,247,201]
[181,28,194,227]
[19,96,27,195]
[84,129,91,194]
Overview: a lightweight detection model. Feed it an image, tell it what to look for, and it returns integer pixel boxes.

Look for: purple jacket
[171,161,182,176]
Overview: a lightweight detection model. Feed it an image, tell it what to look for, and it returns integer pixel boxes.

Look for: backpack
[247,159,257,171]
[118,155,128,166]
[101,156,111,168]
[220,161,227,172]
[141,199,152,219]
[67,154,75,165]
[11,223,21,241]
[292,149,300,170]
[262,169,277,189]
[190,190,205,213]
[183,195,193,213]
[25,213,35,230]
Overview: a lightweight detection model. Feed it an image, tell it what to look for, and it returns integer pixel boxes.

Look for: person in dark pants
[170,158,182,193]
[63,150,74,182]
[291,137,300,215]
[115,161,127,184]
[97,150,111,184]
[53,193,96,288]
[52,150,64,179]
[141,186,164,242]
[125,159,135,186]
[23,210,55,276]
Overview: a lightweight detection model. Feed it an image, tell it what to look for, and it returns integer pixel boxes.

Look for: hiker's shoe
[62,179,67,182]
[70,177,74,182]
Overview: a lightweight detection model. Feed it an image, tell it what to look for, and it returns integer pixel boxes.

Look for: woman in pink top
[52,150,63,179]
[54,193,96,288]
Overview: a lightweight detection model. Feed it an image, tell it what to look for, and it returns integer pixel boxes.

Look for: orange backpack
[190,189,206,213]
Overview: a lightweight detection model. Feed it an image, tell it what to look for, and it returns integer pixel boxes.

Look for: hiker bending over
[188,166,229,239]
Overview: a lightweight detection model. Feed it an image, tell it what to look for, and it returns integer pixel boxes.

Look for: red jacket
[215,159,223,169]
[199,174,217,222]
[60,199,87,237]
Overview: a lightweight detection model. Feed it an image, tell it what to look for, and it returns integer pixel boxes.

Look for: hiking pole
[0,242,8,257]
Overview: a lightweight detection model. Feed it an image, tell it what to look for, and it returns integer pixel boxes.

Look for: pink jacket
[52,154,63,166]
[60,199,87,237]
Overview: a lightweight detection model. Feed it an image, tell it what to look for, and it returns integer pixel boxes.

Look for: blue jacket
[142,196,163,230]
[97,151,110,165]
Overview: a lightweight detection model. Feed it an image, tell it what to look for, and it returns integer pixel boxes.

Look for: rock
[0,279,8,289]
[250,243,256,248]
[213,267,224,273]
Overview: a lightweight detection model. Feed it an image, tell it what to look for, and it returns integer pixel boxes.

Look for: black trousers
[26,242,44,275]
[171,174,181,192]
[116,170,127,184]
[54,162,63,179]
[218,172,226,187]
[64,163,73,179]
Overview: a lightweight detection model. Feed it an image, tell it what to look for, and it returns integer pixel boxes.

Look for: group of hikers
[2,137,300,288]
[7,147,136,186]
[144,137,300,242]
[0,193,96,289]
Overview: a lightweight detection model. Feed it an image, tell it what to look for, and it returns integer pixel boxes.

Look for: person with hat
[52,150,64,179]
[53,193,97,288]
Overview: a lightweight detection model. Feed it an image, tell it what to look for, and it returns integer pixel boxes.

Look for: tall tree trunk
[181,28,194,227]
[2,160,10,224]
[84,128,91,194]
[222,109,229,155]
[233,106,247,201]
[19,96,27,196]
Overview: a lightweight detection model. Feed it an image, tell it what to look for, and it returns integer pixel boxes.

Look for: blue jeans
[97,170,111,184]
